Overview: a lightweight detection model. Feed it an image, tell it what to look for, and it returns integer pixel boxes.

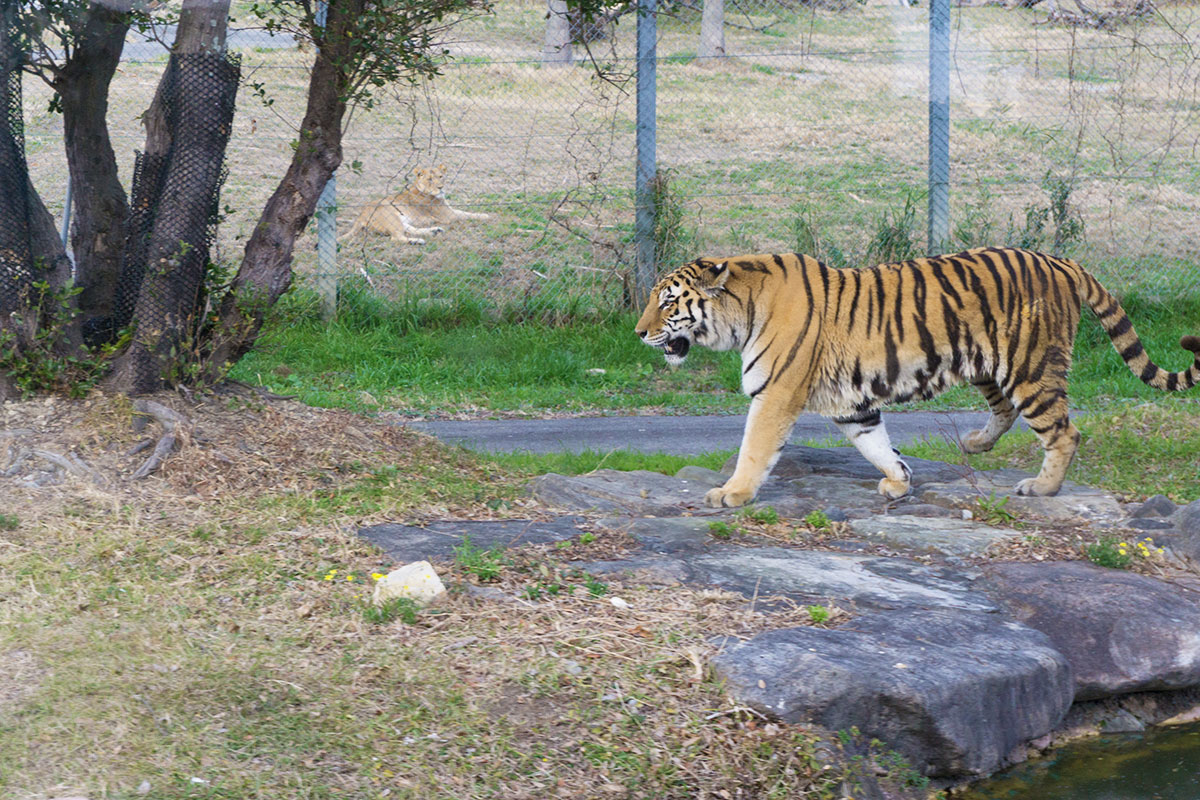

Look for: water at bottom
[960,723,1200,800]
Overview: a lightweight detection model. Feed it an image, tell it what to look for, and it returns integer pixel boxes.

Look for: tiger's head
[635,259,730,365]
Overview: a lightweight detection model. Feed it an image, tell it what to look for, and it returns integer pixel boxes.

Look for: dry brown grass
[1,392,928,800]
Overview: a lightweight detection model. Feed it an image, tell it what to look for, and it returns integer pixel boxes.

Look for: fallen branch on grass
[131,400,189,480]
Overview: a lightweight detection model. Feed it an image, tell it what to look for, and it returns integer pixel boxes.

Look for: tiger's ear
[699,260,729,296]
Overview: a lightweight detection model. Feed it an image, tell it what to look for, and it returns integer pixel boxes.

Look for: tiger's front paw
[877,477,911,500]
[704,483,755,508]
[1014,477,1060,497]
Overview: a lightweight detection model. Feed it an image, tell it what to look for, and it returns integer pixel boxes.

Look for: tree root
[131,399,189,480]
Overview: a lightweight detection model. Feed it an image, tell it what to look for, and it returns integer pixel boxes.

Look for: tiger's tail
[1075,264,1200,392]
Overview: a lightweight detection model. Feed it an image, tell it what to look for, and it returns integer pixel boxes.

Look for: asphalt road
[406,410,1015,456]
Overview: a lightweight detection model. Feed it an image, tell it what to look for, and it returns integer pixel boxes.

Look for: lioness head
[634,259,729,365]
[410,164,447,197]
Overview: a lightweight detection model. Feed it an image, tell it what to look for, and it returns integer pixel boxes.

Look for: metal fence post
[61,177,75,270]
[927,0,950,253]
[633,0,657,308]
[315,176,337,319]
[314,0,338,320]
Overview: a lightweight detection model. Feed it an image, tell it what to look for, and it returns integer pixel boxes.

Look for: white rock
[373,561,447,605]
[610,596,629,609]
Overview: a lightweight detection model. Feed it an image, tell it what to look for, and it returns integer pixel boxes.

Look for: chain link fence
[19,0,1200,323]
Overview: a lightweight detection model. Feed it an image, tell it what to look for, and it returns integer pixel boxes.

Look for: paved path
[407,410,1022,455]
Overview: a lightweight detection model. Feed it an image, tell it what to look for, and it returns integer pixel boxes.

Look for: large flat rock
[576,531,995,612]
[847,515,1019,557]
[710,609,1074,777]
[917,473,1124,524]
[762,445,972,486]
[531,469,715,516]
[980,560,1200,700]
[534,460,966,521]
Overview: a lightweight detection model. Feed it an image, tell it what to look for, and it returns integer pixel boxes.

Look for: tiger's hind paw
[704,484,754,508]
[962,430,997,454]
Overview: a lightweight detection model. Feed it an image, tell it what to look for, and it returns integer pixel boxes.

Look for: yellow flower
[371,573,384,581]
[347,575,356,582]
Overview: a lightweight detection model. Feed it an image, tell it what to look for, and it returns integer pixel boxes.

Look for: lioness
[340,164,491,245]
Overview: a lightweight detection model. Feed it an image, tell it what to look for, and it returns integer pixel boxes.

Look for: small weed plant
[803,509,832,530]
[736,505,779,525]
[807,605,831,625]
[1085,535,1164,569]
[524,582,564,600]
[0,512,19,530]
[0,282,116,398]
[865,192,921,264]
[708,520,738,539]
[976,492,1018,526]
[364,596,419,625]
[453,535,506,582]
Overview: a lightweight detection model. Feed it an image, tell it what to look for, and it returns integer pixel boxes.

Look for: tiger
[635,247,1200,508]
[340,164,491,245]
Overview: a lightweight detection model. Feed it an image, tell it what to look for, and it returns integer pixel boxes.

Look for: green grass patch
[234,283,1200,419]
[231,298,745,416]
[482,448,733,477]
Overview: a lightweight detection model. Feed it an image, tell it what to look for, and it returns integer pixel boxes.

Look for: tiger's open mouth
[664,337,691,360]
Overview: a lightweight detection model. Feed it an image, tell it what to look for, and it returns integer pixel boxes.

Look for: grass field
[20,0,1200,315]
[231,286,1200,418]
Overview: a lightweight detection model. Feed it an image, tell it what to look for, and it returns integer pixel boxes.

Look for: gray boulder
[530,469,713,515]
[1170,499,1200,563]
[917,473,1124,524]
[710,609,1073,777]
[980,560,1200,700]
[747,445,970,486]
[577,537,995,612]
[847,514,1019,558]
[1129,494,1178,519]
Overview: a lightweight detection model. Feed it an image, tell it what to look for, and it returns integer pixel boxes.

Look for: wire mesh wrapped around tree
[106,50,240,393]
[0,11,33,315]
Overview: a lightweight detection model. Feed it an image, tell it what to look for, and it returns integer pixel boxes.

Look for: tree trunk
[59,1,133,325]
[105,0,236,394]
[543,0,572,65]
[699,0,725,60]
[202,6,360,380]
[0,10,77,402]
